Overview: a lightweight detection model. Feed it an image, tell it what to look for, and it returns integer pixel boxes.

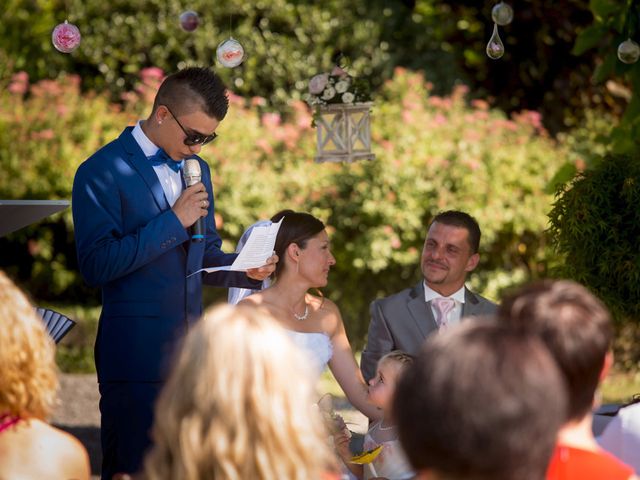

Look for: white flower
[321,86,336,100]
[341,92,355,104]
[335,80,350,93]
[309,73,329,95]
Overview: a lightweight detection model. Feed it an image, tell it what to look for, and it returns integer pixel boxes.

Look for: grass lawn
[601,370,640,404]
[319,358,640,407]
[49,302,640,407]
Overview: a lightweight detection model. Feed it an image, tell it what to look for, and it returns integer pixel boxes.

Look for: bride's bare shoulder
[309,294,340,316]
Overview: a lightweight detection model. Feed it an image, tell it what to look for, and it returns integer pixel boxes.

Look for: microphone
[183,159,205,242]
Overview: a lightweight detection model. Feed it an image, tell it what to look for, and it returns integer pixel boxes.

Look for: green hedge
[0,67,569,350]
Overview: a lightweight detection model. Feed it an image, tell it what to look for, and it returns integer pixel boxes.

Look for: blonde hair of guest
[0,270,90,480]
[0,271,58,418]
[144,304,338,480]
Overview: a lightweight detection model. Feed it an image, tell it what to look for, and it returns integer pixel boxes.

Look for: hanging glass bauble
[617,38,640,64]
[491,2,514,26]
[216,38,245,68]
[486,23,505,60]
[52,20,81,53]
[180,10,200,32]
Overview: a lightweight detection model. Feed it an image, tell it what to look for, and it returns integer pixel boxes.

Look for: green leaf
[590,0,623,19]
[572,25,607,55]
[593,52,618,83]
[547,162,578,193]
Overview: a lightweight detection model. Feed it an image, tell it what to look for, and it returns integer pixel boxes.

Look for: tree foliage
[0,0,618,135]
[571,0,640,154]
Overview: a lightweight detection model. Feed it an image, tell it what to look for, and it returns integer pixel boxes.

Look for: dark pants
[99,382,162,480]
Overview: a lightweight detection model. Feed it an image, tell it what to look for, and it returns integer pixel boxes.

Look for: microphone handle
[192,217,205,242]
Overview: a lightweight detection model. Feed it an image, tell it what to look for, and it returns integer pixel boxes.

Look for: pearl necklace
[293,304,309,321]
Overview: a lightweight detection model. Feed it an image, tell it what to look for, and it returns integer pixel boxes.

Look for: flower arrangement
[307,66,372,107]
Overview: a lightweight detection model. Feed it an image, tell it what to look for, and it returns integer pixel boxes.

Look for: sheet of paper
[188,218,282,277]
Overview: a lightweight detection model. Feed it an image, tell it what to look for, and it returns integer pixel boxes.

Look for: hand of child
[333,429,353,463]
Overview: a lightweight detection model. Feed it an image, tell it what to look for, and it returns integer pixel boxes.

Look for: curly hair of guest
[0,271,58,419]
[143,304,337,480]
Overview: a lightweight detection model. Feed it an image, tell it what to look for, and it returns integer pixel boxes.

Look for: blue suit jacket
[72,127,258,383]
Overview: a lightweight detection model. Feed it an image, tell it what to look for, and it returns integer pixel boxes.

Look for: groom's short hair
[394,320,566,480]
[430,210,481,253]
[153,67,229,121]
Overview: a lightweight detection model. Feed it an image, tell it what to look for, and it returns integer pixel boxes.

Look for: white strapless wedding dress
[286,330,333,379]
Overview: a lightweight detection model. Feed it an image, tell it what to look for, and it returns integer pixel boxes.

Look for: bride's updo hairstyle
[271,209,325,279]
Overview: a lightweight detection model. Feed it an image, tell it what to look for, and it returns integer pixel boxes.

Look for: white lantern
[314,102,374,163]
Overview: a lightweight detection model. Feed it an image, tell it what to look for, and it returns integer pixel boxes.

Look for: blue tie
[148,149,184,173]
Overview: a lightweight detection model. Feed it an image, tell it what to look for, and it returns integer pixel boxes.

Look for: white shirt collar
[423,281,466,303]
[131,121,160,157]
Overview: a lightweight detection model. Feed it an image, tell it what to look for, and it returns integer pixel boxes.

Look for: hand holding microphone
[173,159,208,242]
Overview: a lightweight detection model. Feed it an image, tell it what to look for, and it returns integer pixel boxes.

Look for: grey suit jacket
[361,282,497,381]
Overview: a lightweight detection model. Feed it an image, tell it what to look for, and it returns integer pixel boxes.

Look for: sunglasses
[164,105,218,146]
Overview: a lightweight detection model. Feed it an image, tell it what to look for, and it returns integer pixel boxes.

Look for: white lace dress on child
[285,330,333,380]
[362,420,414,480]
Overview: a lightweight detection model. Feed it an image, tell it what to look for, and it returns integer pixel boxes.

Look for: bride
[240,210,380,420]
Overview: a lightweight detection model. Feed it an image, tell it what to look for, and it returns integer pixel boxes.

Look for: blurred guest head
[0,270,58,419]
[143,304,337,480]
[394,320,567,480]
[0,270,90,480]
[498,279,613,422]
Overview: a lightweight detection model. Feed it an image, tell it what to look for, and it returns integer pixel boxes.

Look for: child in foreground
[334,351,414,480]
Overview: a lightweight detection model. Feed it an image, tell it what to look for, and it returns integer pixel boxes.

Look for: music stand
[0,200,70,237]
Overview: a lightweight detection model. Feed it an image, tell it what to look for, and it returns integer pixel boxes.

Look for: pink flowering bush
[1,67,574,355]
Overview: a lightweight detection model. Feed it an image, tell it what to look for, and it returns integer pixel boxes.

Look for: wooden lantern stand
[314,102,375,163]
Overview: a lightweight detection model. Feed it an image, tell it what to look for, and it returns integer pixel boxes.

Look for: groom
[361,210,496,381]
[72,67,275,479]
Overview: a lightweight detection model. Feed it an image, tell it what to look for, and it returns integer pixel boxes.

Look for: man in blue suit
[72,67,276,479]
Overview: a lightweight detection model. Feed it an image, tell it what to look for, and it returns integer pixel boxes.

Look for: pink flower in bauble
[52,21,81,53]
[216,38,245,68]
[308,73,329,95]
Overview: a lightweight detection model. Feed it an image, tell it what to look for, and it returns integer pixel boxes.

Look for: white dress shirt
[424,282,466,328]
[597,403,640,474]
[131,121,183,206]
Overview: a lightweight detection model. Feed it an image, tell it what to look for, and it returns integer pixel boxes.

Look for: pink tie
[432,297,456,331]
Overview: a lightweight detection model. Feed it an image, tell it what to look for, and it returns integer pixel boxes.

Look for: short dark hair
[270,210,326,278]
[430,210,481,253]
[153,67,229,121]
[497,279,612,422]
[394,321,566,480]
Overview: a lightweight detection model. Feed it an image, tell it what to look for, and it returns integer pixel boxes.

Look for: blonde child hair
[143,303,338,480]
[378,350,414,375]
[0,271,58,419]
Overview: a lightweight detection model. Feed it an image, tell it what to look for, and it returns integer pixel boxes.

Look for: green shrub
[548,154,640,322]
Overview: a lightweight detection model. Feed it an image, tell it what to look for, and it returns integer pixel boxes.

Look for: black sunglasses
[164,105,218,146]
